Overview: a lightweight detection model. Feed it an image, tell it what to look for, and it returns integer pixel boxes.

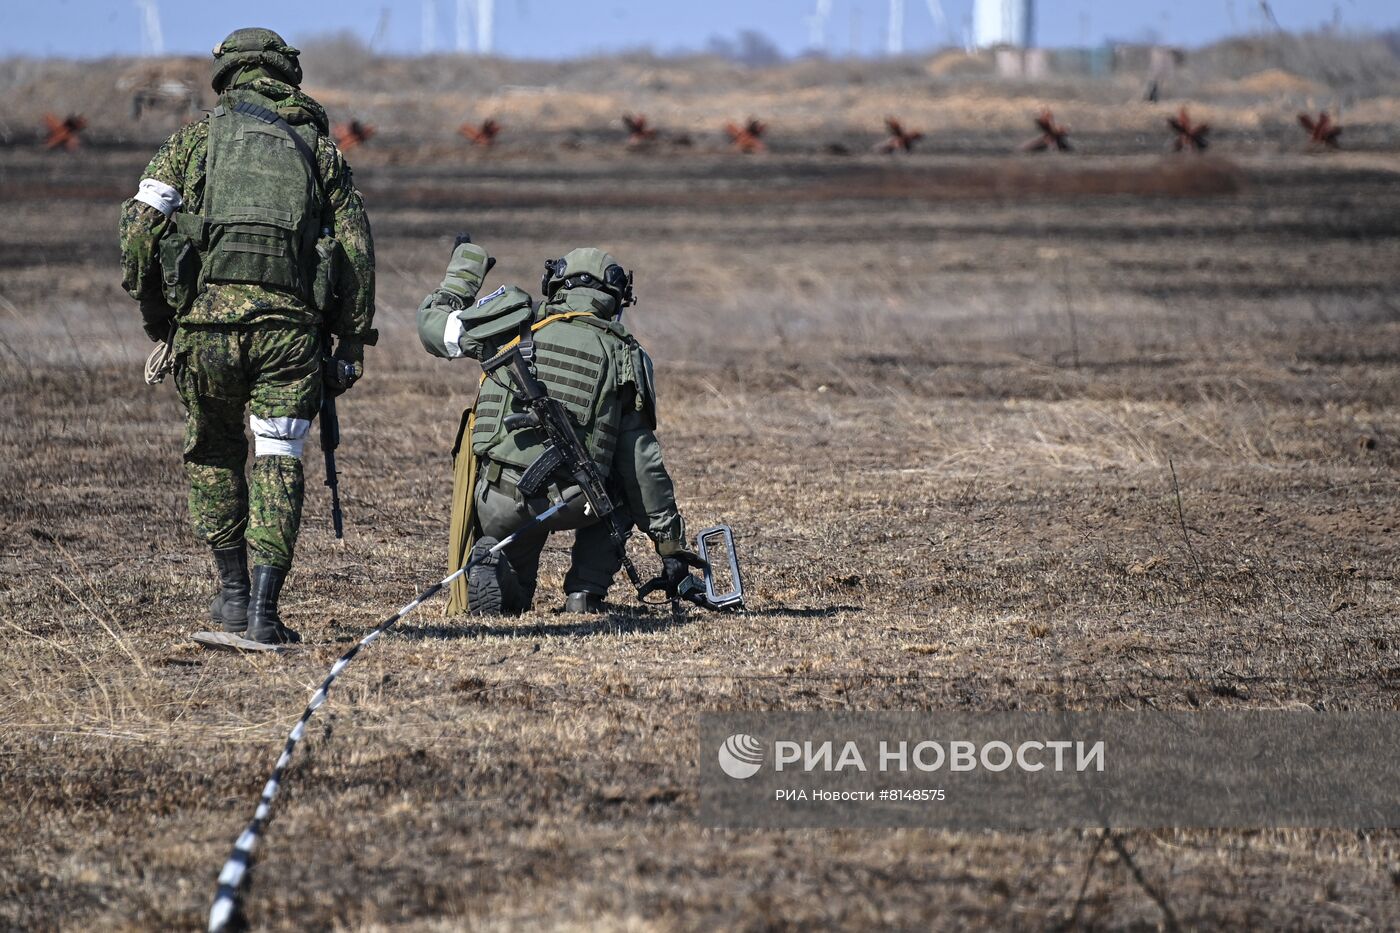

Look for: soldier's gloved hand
[439,234,496,304]
[655,545,708,598]
[139,294,175,342]
[325,339,365,396]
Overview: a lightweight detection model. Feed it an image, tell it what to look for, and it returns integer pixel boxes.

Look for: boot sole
[467,539,523,615]
[468,560,506,614]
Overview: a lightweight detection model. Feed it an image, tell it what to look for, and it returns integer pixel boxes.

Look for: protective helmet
[540,247,635,310]
[211,28,303,92]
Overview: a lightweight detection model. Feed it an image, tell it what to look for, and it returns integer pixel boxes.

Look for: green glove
[439,236,495,303]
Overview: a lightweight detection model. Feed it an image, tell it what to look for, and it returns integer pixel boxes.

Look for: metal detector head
[696,525,744,610]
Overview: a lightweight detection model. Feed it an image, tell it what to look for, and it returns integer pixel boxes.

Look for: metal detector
[692,524,745,611]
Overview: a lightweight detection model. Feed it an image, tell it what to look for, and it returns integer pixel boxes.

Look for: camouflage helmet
[211,28,303,92]
[541,247,636,309]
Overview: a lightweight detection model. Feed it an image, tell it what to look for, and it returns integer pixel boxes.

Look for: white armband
[132,178,183,217]
[442,312,465,359]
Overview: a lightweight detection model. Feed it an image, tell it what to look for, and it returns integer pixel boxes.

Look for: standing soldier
[417,239,703,614]
[119,28,376,644]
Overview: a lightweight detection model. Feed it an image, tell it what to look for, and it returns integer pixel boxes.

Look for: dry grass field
[3,48,1400,930]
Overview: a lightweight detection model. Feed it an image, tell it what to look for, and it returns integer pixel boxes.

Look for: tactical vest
[472,316,630,479]
[200,89,323,298]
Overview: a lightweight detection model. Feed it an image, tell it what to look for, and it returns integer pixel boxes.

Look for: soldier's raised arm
[417,237,503,360]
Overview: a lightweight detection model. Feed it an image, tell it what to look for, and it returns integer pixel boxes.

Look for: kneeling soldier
[418,239,701,614]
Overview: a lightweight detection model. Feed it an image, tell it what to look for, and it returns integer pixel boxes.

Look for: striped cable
[207,496,576,932]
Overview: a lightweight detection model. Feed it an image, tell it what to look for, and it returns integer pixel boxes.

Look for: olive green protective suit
[417,244,686,612]
[118,28,376,572]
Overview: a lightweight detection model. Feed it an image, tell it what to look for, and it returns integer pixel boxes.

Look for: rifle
[321,336,345,539]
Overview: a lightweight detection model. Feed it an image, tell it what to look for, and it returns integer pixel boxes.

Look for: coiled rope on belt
[144,325,176,386]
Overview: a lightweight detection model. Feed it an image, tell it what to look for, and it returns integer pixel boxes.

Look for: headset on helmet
[541,255,636,309]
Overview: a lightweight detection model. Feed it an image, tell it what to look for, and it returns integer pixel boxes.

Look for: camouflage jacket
[118,76,376,340]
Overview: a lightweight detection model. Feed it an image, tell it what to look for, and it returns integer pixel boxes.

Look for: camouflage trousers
[173,323,322,569]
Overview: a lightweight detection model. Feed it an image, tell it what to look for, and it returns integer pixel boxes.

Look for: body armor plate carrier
[472,316,626,480]
[201,91,323,298]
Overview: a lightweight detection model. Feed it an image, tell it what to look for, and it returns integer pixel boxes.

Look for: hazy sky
[3,0,1394,59]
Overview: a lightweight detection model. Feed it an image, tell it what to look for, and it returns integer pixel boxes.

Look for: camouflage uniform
[119,29,375,641]
[418,244,693,613]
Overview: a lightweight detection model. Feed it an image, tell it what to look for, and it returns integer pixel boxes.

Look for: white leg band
[133,178,183,217]
[251,416,311,459]
[254,436,306,457]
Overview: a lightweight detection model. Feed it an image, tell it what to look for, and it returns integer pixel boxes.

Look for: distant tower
[456,0,474,52]
[807,0,833,52]
[923,0,951,45]
[886,0,905,56]
[973,0,1032,48]
[422,0,438,53]
[134,0,165,56]
[476,0,495,55]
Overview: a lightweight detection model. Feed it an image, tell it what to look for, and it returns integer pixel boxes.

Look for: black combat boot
[247,565,301,645]
[562,592,606,614]
[467,538,523,616]
[210,544,250,633]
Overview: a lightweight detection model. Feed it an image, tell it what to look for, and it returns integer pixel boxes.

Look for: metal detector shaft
[206,492,578,933]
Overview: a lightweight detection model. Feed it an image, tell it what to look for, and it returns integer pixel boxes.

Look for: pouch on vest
[628,342,659,430]
[158,211,205,313]
[460,286,534,356]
